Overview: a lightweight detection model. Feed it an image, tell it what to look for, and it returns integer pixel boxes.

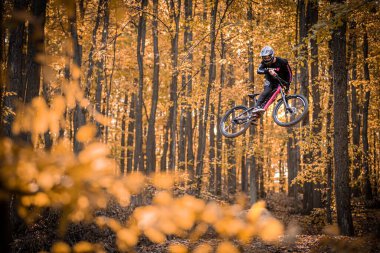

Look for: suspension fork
[280,88,291,111]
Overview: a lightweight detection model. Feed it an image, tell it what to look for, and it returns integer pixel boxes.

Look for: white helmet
[260,46,275,64]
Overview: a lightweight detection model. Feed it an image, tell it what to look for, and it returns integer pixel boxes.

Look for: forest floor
[12,192,380,253]
[134,193,380,253]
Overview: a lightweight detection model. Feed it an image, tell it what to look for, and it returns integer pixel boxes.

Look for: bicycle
[219,74,309,138]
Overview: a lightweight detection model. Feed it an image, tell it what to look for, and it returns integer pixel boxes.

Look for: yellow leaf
[153,191,173,205]
[76,124,97,143]
[71,63,81,79]
[216,241,239,253]
[37,170,55,190]
[34,192,50,207]
[193,243,212,253]
[144,228,166,244]
[73,241,94,253]
[152,173,174,189]
[124,172,145,194]
[237,224,256,244]
[257,217,284,243]
[201,202,221,224]
[246,200,266,224]
[117,228,138,247]
[168,243,188,253]
[51,242,71,253]
[78,143,109,164]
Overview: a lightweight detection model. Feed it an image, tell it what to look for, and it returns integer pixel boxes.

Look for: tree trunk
[0,0,4,135]
[24,0,48,146]
[373,130,378,197]
[209,103,215,193]
[1,1,13,251]
[299,0,312,214]
[362,31,373,201]
[105,24,117,143]
[185,0,195,179]
[146,0,160,174]
[241,141,248,193]
[216,30,226,196]
[120,93,128,175]
[5,0,29,138]
[179,0,191,173]
[288,0,300,200]
[127,93,136,173]
[193,0,207,193]
[326,49,333,224]
[259,117,265,199]
[308,0,322,209]
[227,63,236,196]
[95,0,109,138]
[134,0,147,173]
[25,0,47,103]
[247,1,258,204]
[349,22,361,197]
[85,0,103,98]
[331,0,354,235]
[227,138,236,197]
[196,0,218,193]
[70,2,86,155]
[168,0,181,171]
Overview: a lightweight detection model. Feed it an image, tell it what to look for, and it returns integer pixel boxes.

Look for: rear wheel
[272,95,308,127]
[219,105,251,138]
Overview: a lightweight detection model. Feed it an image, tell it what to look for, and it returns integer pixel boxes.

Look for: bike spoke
[274,96,307,126]
[220,106,251,137]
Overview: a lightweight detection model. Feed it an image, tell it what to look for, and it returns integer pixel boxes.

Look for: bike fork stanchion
[280,88,291,111]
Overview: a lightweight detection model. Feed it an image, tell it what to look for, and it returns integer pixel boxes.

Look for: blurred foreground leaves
[0,96,284,252]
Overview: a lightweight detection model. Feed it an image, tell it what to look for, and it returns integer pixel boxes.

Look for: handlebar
[264,68,290,86]
[274,75,290,86]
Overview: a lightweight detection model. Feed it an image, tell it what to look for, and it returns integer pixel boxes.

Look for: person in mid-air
[255,46,293,112]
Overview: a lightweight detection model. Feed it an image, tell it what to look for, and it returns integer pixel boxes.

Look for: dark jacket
[257,57,292,85]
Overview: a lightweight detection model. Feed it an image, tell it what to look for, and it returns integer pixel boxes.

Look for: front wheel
[219,105,251,138]
[273,95,308,127]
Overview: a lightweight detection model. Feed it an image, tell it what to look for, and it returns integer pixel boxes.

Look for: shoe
[254,106,265,113]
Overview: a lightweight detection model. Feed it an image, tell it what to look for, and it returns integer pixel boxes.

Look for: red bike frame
[263,86,282,110]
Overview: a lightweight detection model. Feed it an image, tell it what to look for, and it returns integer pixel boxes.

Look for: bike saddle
[248,94,260,100]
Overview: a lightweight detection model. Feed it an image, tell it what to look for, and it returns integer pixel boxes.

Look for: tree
[349,22,362,197]
[120,93,128,174]
[362,30,373,201]
[196,0,219,193]
[0,0,4,135]
[134,0,148,173]
[216,30,226,196]
[5,0,29,138]
[70,1,86,154]
[127,92,136,173]
[299,0,313,214]
[308,0,322,209]
[331,0,354,236]
[85,0,103,98]
[247,0,257,204]
[146,0,160,174]
[185,0,195,178]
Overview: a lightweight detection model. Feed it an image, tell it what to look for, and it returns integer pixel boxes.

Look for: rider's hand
[269,69,277,76]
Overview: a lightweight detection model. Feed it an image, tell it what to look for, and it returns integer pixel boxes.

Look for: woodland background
[0,0,379,252]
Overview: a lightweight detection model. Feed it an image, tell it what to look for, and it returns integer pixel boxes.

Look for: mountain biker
[254,46,293,112]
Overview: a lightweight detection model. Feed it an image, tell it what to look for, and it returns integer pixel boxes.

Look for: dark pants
[257,80,278,107]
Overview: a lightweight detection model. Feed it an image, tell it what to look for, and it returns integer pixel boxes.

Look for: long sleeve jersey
[257,57,293,84]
